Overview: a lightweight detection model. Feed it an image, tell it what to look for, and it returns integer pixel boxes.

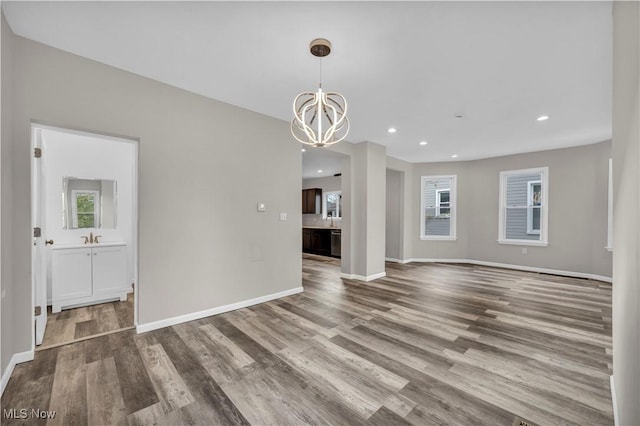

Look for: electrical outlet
[521,248,527,254]
[257,203,266,212]
[280,213,287,221]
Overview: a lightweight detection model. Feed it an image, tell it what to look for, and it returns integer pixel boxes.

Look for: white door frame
[31,125,47,345]
[30,122,140,348]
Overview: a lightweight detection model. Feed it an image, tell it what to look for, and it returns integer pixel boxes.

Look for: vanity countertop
[51,241,127,250]
[302,226,341,230]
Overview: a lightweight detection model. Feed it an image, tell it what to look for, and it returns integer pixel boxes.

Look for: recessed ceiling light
[301,148,306,152]
[419,141,428,146]
[317,169,323,173]
[536,115,549,121]
[451,154,458,158]
[387,127,397,133]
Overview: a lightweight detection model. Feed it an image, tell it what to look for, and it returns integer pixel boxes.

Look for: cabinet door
[92,246,128,296]
[302,188,322,214]
[303,189,314,214]
[317,229,332,256]
[302,229,311,251]
[302,190,309,213]
[52,248,92,301]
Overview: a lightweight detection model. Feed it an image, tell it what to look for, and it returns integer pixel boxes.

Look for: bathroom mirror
[62,177,117,229]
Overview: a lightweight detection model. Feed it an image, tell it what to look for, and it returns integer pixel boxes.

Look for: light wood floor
[1,255,613,425]
[39,293,134,350]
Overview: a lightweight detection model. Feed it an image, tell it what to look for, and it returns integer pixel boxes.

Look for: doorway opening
[301,148,349,267]
[31,123,139,350]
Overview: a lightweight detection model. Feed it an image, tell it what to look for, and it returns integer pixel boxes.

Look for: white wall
[302,175,342,228]
[7,32,302,343]
[40,127,136,300]
[612,2,640,424]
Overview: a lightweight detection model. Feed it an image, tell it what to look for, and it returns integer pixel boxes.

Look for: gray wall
[387,157,413,262]
[1,12,16,377]
[385,169,402,260]
[7,30,302,354]
[612,2,640,424]
[410,142,612,278]
[363,143,386,277]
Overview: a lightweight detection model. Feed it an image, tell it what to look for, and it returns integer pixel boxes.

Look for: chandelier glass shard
[291,38,350,148]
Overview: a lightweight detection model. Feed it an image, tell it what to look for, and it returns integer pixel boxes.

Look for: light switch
[280,213,287,221]
[521,248,527,255]
[257,203,266,212]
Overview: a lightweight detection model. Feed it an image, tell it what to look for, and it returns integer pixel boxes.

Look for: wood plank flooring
[39,293,134,350]
[2,255,613,425]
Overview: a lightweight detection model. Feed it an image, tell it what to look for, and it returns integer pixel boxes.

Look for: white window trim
[71,189,100,229]
[498,167,549,246]
[323,190,342,220]
[435,188,451,218]
[420,175,457,241]
[526,180,541,235]
[606,158,613,252]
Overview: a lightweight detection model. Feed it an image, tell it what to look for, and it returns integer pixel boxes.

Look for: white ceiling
[3,1,612,163]
[301,147,346,179]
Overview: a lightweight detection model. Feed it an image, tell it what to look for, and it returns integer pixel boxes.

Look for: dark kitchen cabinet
[311,229,331,256]
[302,228,311,251]
[302,188,322,214]
[302,228,338,257]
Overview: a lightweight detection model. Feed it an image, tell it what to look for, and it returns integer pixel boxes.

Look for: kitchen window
[324,191,342,219]
[421,175,457,240]
[499,167,548,246]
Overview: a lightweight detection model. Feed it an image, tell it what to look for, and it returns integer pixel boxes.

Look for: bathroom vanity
[51,242,130,313]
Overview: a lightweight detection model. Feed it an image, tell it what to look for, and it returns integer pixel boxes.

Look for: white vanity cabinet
[51,243,130,313]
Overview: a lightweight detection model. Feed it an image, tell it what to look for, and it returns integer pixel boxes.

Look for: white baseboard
[394,258,612,283]
[385,257,411,264]
[136,286,304,334]
[610,375,619,426]
[340,271,387,282]
[1,350,34,396]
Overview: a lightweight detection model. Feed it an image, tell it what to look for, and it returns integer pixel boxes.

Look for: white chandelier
[291,39,349,148]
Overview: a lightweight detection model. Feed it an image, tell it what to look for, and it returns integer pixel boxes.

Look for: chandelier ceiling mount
[291,38,349,148]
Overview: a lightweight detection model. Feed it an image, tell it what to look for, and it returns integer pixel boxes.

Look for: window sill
[498,239,548,247]
[421,236,457,241]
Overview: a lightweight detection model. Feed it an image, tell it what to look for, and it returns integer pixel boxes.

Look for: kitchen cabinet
[302,228,340,258]
[51,243,130,313]
[302,188,322,214]
[302,228,311,251]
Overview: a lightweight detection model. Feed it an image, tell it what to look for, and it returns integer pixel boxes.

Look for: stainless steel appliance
[330,230,341,257]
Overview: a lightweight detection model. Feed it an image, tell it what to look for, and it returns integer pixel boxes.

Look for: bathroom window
[324,191,342,219]
[421,175,457,240]
[498,167,548,246]
[71,190,100,229]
